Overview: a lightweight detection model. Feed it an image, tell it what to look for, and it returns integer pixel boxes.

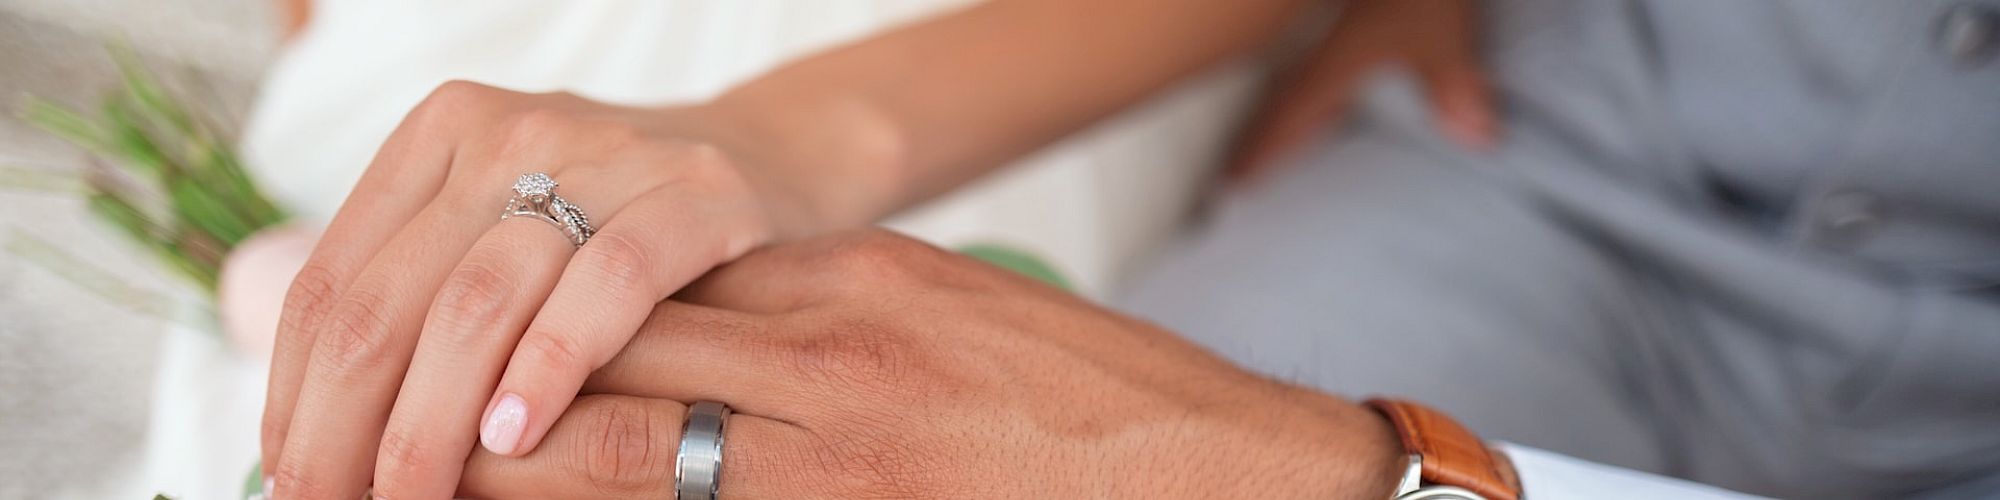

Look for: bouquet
[12,45,287,315]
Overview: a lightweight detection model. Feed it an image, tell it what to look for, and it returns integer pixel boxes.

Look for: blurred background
[5,1,1995,498]
[2,0,277,497]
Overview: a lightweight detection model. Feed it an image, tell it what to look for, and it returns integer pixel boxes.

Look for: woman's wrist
[691,86,914,239]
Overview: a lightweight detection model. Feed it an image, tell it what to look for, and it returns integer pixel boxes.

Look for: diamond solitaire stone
[513,173,557,196]
[500,171,594,246]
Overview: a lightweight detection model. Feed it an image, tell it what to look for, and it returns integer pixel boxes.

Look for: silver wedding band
[501,172,596,246]
[676,401,730,500]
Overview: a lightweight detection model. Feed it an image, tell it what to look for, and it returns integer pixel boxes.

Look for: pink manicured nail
[481,393,527,455]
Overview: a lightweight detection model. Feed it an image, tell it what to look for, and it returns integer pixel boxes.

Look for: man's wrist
[1327,401,1412,500]
[1250,394,1406,500]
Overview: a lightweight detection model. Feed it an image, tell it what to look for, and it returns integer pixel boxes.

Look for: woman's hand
[262,0,1346,494]
[449,229,1404,499]
[1229,0,1495,180]
[260,81,854,499]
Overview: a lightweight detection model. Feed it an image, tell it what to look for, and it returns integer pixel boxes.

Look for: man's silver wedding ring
[676,401,730,500]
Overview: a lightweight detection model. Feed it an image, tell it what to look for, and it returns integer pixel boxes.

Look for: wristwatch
[1364,398,1524,500]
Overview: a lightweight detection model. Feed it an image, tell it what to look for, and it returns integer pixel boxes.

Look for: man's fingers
[1420,63,1499,150]
[676,228,946,313]
[581,301,807,409]
[458,395,810,500]
[672,259,813,314]
[482,190,756,459]
[367,220,574,499]
[673,240,845,314]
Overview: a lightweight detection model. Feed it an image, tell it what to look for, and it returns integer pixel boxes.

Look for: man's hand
[1230,0,1495,180]
[454,229,1404,499]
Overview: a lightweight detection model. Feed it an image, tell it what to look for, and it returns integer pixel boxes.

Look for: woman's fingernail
[262,477,274,496]
[481,393,528,455]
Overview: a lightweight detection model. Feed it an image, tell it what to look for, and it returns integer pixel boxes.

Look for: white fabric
[86,325,265,500]
[1503,443,1768,499]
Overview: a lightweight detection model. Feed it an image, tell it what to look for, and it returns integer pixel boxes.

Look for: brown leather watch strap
[1365,398,1523,500]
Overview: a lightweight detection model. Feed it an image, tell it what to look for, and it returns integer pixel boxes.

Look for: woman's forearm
[705,0,1308,231]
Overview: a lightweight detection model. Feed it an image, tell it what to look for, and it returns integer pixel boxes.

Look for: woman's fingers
[366,219,575,499]
[270,194,499,499]
[480,188,761,459]
[457,395,811,500]
[259,82,478,477]
[361,146,679,496]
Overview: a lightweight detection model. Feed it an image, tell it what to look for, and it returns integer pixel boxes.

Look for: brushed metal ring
[676,401,730,500]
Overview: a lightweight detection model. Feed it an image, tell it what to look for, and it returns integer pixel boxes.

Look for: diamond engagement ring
[501,172,595,246]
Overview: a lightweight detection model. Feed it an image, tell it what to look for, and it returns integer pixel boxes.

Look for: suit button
[1940,4,1998,66]
[1811,189,1888,250]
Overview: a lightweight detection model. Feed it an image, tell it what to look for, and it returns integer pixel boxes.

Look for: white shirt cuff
[1497,442,1769,499]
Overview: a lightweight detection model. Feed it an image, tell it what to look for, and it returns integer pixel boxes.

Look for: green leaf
[110,43,198,140]
[85,193,219,293]
[958,244,1073,291]
[101,96,177,179]
[212,148,288,227]
[18,97,110,151]
[87,192,168,248]
[161,236,219,296]
[242,460,263,499]
[185,144,279,228]
[165,176,253,245]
